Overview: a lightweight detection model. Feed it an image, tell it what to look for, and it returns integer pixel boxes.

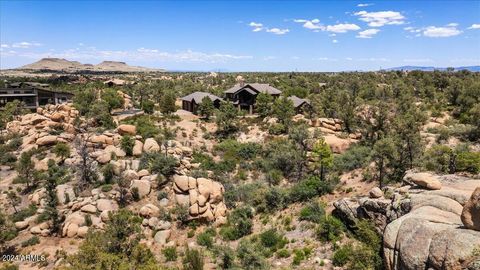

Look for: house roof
[288,95,310,108]
[181,91,223,104]
[224,83,282,95]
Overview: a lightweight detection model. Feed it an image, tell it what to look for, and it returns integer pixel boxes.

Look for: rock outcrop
[334,173,480,270]
[173,175,227,224]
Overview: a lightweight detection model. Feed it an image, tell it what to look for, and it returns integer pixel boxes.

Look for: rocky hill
[17,58,164,73]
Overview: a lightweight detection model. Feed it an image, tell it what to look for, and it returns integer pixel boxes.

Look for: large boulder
[143,138,160,152]
[461,187,480,231]
[56,184,76,205]
[117,124,136,135]
[96,199,118,212]
[133,140,143,156]
[404,172,442,190]
[140,204,160,217]
[36,135,58,146]
[130,180,151,198]
[154,230,171,245]
[174,175,190,192]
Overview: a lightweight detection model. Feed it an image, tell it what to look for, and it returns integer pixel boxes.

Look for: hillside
[17,58,165,73]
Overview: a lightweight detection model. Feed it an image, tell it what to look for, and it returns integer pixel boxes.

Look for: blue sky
[1,0,479,71]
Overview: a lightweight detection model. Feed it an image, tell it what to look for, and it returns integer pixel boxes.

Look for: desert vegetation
[0,70,479,270]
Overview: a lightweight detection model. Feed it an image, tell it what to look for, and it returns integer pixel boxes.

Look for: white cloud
[326,23,361,33]
[404,26,421,33]
[296,19,324,30]
[468,24,480,29]
[266,28,290,35]
[332,39,339,43]
[316,57,337,61]
[249,22,288,35]
[423,25,462,37]
[294,19,360,33]
[9,41,43,48]
[2,46,253,63]
[249,22,264,32]
[404,24,462,38]
[357,3,373,7]
[1,44,9,48]
[354,10,405,27]
[356,28,380,38]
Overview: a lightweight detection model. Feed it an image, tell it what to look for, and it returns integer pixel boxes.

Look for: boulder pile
[173,175,227,225]
[6,103,79,135]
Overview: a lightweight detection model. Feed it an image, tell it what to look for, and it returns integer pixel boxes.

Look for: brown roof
[224,83,282,95]
[288,95,310,108]
[181,91,223,104]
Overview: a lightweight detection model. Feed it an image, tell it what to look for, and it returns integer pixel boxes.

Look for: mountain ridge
[17,58,165,72]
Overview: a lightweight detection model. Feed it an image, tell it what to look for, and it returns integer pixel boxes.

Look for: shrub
[265,169,283,186]
[332,244,352,266]
[84,215,93,227]
[53,142,71,160]
[21,236,40,247]
[157,191,168,201]
[237,240,268,270]
[101,184,113,192]
[354,220,382,252]
[299,201,325,223]
[162,246,177,262]
[259,229,287,250]
[0,152,16,166]
[131,187,140,201]
[196,228,216,248]
[183,248,204,270]
[173,204,189,226]
[220,207,253,241]
[276,249,290,258]
[141,100,155,114]
[456,151,480,173]
[140,152,178,177]
[333,145,371,172]
[124,115,159,138]
[120,135,135,156]
[264,187,288,212]
[422,145,452,173]
[315,215,345,243]
[102,164,115,184]
[289,175,335,203]
[12,204,37,222]
[292,248,306,265]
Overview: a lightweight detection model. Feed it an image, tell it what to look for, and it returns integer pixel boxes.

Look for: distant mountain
[385,66,480,72]
[17,58,165,72]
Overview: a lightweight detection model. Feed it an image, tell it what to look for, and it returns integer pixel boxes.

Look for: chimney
[239,79,245,87]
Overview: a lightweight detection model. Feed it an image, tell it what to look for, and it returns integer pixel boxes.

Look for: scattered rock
[369,187,384,198]
[80,204,97,213]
